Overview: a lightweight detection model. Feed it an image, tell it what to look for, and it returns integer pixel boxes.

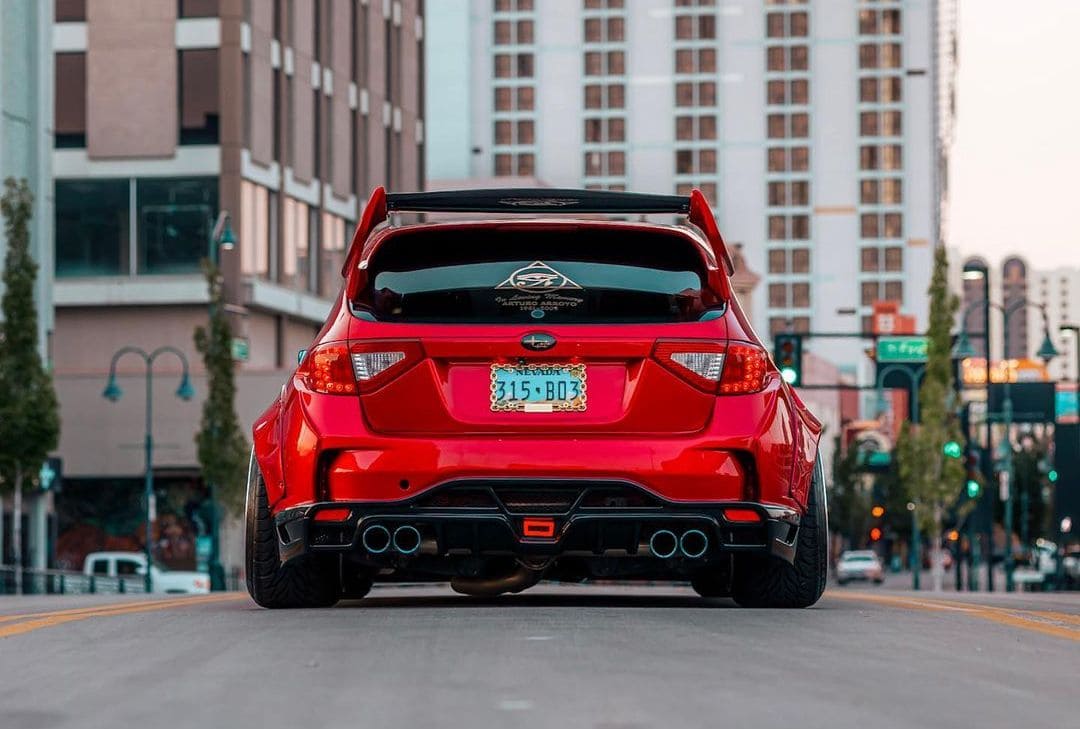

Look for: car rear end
[249,188,825,606]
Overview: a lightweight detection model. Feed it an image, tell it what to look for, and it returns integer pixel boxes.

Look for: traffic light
[773,334,803,386]
[943,441,962,459]
[963,449,982,499]
[871,505,885,518]
[869,527,883,542]
[1048,469,1059,483]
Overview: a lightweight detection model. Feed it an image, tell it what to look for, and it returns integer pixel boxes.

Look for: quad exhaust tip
[649,530,679,559]
[361,524,391,554]
[648,529,709,559]
[392,525,422,555]
[679,529,709,559]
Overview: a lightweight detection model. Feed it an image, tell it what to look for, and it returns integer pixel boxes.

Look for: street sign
[231,337,250,362]
[1056,385,1078,424]
[876,336,928,363]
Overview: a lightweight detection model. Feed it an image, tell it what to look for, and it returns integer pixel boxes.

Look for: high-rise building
[0,0,53,362]
[1001,255,1029,360]
[426,0,955,387]
[1032,265,1080,382]
[49,0,424,570]
[1,0,55,576]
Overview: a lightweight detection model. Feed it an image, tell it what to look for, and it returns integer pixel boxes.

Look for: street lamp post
[955,298,1058,592]
[103,347,194,593]
[203,211,235,592]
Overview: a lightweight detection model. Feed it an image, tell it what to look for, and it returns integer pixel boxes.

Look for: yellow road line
[0,593,248,639]
[831,591,1080,642]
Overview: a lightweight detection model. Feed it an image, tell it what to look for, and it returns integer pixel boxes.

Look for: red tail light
[653,340,769,395]
[298,340,422,394]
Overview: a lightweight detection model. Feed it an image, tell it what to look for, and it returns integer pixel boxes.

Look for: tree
[193,260,249,515]
[0,178,61,594]
[895,246,964,591]
[828,434,871,547]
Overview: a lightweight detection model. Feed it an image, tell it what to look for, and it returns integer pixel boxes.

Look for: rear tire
[732,456,828,608]
[246,452,340,609]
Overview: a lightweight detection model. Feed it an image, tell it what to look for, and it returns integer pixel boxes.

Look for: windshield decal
[496,261,583,293]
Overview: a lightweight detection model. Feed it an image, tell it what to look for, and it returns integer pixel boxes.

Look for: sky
[949,0,1080,271]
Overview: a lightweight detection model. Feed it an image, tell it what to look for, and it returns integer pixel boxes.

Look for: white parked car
[83,551,210,594]
[835,550,885,585]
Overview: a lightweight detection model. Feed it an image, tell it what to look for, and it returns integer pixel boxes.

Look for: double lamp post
[101,215,235,592]
[954,295,1058,592]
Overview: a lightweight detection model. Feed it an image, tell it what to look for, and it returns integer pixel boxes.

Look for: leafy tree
[895,246,964,591]
[194,260,249,514]
[828,435,871,547]
[0,178,61,593]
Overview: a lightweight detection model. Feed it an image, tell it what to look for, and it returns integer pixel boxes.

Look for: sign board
[877,336,928,363]
[1056,384,1078,424]
[231,337,250,362]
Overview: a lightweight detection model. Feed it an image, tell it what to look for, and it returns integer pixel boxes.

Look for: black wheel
[246,452,340,609]
[732,456,828,608]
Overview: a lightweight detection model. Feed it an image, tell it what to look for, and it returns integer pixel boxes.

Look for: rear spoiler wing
[342,187,735,298]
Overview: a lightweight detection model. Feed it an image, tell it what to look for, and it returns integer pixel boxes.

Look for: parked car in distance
[836,550,884,585]
[83,551,210,594]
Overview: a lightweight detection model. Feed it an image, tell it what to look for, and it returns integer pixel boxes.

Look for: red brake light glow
[298,340,422,394]
[298,343,357,394]
[653,340,769,395]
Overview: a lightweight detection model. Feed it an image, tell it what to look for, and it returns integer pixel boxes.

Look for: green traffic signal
[1048,469,1058,483]
[773,334,803,386]
[943,441,962,459]
[966,480,980,498]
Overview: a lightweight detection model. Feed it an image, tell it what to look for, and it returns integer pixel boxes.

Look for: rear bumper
[272,480,801,569]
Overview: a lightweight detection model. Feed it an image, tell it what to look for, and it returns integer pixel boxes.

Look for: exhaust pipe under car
[392,525,423,555]
[361,524,391,554]
[679,529,709,559]
[649,529,679,559]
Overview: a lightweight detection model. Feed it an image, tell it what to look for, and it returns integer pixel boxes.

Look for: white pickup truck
[82,551,210,594]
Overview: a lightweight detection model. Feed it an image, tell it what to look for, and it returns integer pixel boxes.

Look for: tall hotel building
[48,0,423,547]
[426,0,956,383]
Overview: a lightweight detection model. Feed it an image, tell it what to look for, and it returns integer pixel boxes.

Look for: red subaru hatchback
[246,188,827,608]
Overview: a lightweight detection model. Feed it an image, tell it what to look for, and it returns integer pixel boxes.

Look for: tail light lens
[298,340,422,394]
[654,340,769,395]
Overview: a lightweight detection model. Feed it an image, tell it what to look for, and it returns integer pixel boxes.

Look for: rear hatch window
[358,228,715,323]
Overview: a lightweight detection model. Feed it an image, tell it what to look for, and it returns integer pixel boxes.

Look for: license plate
[490,363,587,412]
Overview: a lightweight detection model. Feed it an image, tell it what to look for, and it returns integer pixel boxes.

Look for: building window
[790,79,808,104]
[792,282,810,308]
[768,249,787,273]
[55,0,86,22]
[791,248,810,273]
[884,246,903,272]
[55,52,87,148]
[178,49,220,144]
[55,179,130,277]
[861,281,879,306]
[769,283,787,307]
[885,280,903,301]
[137,177,218,274]
[179,0,219,17]
[861,247,880,272]
[790,180,809,205]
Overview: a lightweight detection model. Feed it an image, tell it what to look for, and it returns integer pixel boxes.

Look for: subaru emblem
[521,333,556,351]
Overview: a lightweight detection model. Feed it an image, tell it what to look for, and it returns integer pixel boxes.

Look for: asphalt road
[1,584,1076,729]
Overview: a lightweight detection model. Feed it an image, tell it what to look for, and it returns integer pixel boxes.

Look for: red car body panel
[253,187,822,573]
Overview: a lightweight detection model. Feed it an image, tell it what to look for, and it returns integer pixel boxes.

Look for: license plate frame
[489,363,587,413]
